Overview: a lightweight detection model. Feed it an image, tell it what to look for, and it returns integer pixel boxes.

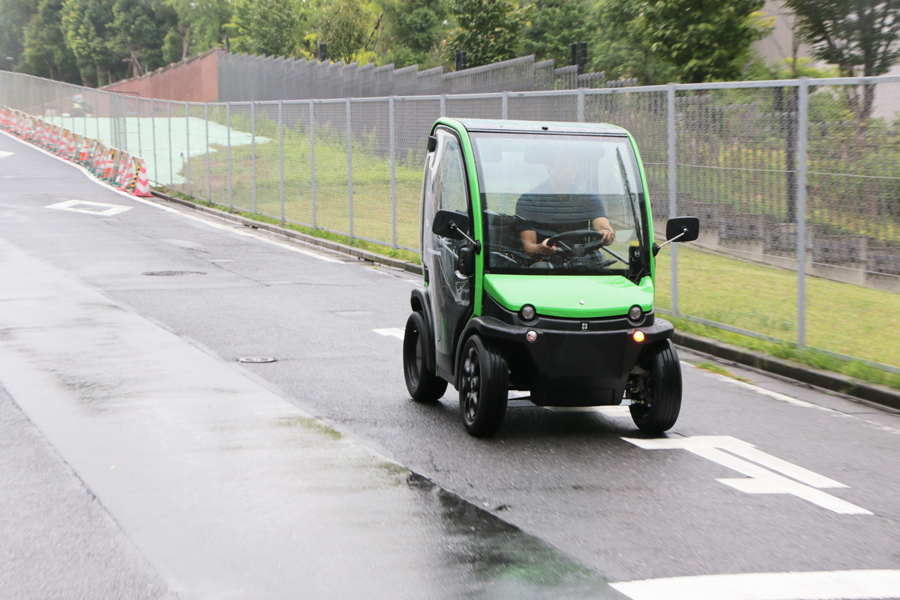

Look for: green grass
[695,361,755,384]
[654,244,900,372]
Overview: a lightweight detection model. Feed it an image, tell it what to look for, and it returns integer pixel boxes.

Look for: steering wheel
[544,229,607,258]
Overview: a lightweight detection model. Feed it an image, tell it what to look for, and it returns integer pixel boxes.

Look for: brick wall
[103,50,219,102]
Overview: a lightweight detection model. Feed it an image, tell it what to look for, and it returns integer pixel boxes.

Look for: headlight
[520,304,536,321]
[628,305,643,322]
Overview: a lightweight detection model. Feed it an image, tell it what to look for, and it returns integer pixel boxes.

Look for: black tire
[458,335,508,437]
[630,339,682,434]
[403,312,448,402]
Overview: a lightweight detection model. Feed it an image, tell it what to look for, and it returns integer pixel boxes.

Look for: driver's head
[545,150,578,189]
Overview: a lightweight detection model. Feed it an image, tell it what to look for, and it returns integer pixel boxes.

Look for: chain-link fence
[2,70,899,372]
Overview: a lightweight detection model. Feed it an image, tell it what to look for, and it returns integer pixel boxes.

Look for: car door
[422,127,473,377]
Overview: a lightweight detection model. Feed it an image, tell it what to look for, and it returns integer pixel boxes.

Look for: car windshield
[471,132,646,276]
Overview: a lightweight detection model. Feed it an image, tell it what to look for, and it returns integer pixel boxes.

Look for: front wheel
[458,335,508,437]
[630,340,682,434]
[403,312,448,402]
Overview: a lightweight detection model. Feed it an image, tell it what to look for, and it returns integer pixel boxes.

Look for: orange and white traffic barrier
[113,152,129,187]
[118,157,136,191]
[103,149,117,180]
[58,128,69,155]
[79,138,90,163]
[132,160,152,197]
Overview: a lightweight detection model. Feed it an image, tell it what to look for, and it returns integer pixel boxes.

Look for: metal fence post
[279,100,284,225]
[797,78,809,346]
[310,101,317,229]
[137,98,142,161]
[227,102,233,210]
[251,101,257,214]
[185,102,191,197]
[205,104,211,202]
[502,91,508,120]
[390,96,397,248]
[167,100,173,187]
[667,83,679,314]
[347,97,354,241]
[151,99,156,185]
[577,88,585,123]
[440,94,446,117]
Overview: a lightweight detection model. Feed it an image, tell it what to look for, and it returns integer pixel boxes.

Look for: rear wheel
[403,312,447,402]
[459,335,508,437]
[630,340,682,434]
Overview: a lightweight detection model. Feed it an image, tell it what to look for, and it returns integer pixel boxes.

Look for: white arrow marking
[622,436,871,515]
[612,570,900,600]
[0,150,13,160]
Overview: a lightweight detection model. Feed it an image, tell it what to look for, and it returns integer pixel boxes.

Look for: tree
[0,0,35,71]
[784,0,900,122]
[110,0,177,77]
[316,1,381,64]
[61,0,121,86]
[164,0,232,60]
[226,0,301,57]
[382,0,446,65]
[446,0,528,68]
[640,0,768,83]
[21,0,80,81]
[589,0,673,84]
[521,0,592,66]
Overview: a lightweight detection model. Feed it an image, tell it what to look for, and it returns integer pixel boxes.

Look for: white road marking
[0,150,13,160]
[681,360,829,410]
[611,569,900,600]
[46,199,133,217]
[373,328,405,340]
[623,436,871,515]
[230,228,343,263]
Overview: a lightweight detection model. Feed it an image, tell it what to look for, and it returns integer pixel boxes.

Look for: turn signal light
[633,330,645,343]
[526,330,538,343]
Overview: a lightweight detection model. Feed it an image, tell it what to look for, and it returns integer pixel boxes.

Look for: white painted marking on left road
[46,199,133,217]
[611,569,900,600]
[623,436,871,515]
[0,150,13,160]
[373,328,405,340]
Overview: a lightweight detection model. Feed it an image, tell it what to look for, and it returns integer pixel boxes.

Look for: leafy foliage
[640,0,769,83]
[227,0,302,57]
[520,0,591,65]
[446,0,528,67]
[589,0,674,84]
[21,0,79,82]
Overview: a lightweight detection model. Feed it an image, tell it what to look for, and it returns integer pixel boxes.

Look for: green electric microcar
[403,118,699,437]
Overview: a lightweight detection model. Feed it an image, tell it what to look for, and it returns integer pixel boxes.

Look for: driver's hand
[539,238,557,255]
[600,228,616,246]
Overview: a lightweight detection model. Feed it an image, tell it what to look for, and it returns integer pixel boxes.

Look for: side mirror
[427,135,437,152]
[653,216,700,256]
[432,209,470,240]
[458,246,475,277]
[666,216,700,243]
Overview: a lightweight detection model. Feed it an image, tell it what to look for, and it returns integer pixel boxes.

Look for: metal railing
[2,70,899,371]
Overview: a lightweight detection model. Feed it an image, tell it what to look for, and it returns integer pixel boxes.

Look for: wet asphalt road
[1,131,899,599]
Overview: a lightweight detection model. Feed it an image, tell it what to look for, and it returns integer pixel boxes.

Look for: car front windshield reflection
[471,132,645,275]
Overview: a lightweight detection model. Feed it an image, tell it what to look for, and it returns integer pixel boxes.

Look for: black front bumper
[462,314,674,406]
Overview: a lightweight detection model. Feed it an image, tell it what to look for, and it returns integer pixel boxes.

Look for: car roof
[449,118,629,136]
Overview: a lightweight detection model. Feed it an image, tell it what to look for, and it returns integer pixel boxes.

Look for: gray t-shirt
[515,181,607,242]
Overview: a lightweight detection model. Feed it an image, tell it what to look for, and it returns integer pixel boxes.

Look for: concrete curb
[150,191,900,412]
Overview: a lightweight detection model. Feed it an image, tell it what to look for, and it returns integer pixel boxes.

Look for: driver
[516,150,615,258]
